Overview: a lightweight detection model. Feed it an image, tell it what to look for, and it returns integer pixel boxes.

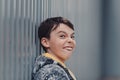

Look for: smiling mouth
[63,46,73,51]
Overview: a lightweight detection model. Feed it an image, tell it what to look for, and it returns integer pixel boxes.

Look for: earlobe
[41,37,50,48]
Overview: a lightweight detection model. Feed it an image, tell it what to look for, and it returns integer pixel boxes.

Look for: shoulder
[32,55,70,80]
[32,55,53,73]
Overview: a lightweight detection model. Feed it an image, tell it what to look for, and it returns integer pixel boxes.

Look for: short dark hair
[38,16,74,52]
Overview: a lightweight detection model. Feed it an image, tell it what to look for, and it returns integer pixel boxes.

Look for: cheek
[49,40,60,48]
[73,41,76,48]
[55,41,63,48]
[74,41,76,46]
[52,41,64,49]
[49,37,66,48]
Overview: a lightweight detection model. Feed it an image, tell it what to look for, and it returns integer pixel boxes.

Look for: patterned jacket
[32,54,76,80]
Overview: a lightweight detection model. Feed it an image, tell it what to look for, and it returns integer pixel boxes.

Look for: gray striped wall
[0,0,50,80]
[0,0,120,80]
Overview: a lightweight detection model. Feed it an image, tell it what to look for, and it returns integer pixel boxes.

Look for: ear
[41,37,50,48]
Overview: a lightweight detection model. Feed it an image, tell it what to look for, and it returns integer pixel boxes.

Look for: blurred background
[0,0,120,80]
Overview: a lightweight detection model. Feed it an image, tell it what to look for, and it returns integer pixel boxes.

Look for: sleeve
[32,64,70,80]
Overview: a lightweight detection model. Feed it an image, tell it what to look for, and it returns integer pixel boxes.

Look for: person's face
[45,23,76,62]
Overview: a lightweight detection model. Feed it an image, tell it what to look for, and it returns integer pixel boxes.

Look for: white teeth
[63,46,73,51]
[66,47,73,51]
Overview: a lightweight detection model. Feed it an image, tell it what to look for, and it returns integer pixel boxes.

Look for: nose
[67,37,76,47]
[67,37,74,43]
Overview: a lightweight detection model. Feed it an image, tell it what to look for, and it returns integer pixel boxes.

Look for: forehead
[52,24,74,33]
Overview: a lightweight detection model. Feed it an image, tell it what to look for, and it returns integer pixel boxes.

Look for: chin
[65,56,71,60]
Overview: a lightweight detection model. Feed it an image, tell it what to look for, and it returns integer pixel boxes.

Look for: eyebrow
[57,31,75,35]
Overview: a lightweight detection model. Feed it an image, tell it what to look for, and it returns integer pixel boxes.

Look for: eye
[71,35,75,39]
[59,35,66,39]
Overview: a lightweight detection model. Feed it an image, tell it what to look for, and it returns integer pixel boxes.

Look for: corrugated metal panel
[0,0,105,80]
[0,0,49,80]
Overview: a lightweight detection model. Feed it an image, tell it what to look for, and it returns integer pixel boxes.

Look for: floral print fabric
[32,55,74,80]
